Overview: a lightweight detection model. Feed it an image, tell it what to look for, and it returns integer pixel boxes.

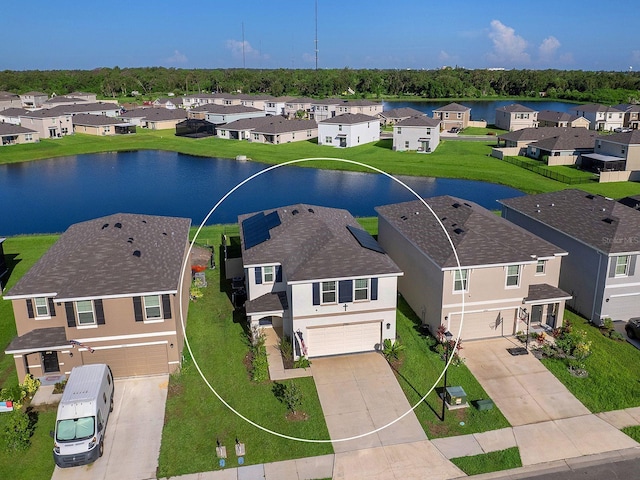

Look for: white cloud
[487,20,530,65]
[539,36,560,60]
[166,50,187,65]
[302,52,316,64]
[225,39,269,61]
[438,50,451,61]
[632,50,640,65]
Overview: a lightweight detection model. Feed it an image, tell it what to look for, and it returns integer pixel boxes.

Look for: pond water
[383,100,577,125]
[0,151,523,236]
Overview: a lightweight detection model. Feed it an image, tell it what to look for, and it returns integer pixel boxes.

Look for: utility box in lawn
[445,386,468,408]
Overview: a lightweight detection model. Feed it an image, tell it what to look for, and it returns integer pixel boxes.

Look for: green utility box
[445,386,467,406]
[476,399,495,411]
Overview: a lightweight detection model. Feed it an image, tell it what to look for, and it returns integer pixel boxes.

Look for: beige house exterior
[4,214,192,379]
[378,107,424,126]
[20,91,49,108]
[393,116,441,152]
[495,104,539,131]
[0,91,22,110]
[217,116,317,144]
[537,110,590,129]
[284,97,315,119]
[570,104,624,131]
[432,103,471,131]
[19,110,73,138]
[0,123,39,146]
[377,197,570,340]
[591,130,640,171]
[72,114,135,136]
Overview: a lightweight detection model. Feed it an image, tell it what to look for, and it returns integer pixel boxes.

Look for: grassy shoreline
[2,129,640,199]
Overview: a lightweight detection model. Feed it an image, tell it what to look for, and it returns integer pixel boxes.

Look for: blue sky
[3,0,639,71]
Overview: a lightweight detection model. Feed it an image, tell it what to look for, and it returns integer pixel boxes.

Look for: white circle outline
[178,157,465,443]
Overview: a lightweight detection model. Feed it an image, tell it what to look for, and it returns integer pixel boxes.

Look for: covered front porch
[520,283,572,334]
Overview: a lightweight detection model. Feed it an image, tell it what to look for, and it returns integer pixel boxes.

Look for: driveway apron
[311,352,427,453]
[51,375,168,480]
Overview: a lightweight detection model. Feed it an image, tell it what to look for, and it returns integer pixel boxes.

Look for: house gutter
[590,253,603,323]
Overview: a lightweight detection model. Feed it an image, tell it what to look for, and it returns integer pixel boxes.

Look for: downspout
[590,253,603,323]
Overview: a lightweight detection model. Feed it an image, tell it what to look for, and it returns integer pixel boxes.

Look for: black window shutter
[48,298,56,317]
[629,255,637,277]
[275,265,282,283]
[65,302,76,327]
[312,282,320,305]
[608,257,617,277]
[338,280,353,303]
[371,278,379,300]
[95,299,105,325]
[255,267,262,284]
[26,299,34,318]
[133,297,143,322]
[162,294,172,319]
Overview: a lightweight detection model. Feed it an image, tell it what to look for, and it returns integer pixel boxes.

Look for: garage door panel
[307,322,381,357]
[449,310,515,340]
[81,344,168,377]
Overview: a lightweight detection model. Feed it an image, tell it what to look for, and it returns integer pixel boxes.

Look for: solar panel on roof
[347,225,385,254]
[264,210,281,229]
[242,211,281,250]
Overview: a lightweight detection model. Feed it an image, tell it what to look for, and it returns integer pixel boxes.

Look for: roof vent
[101,223,109,229]
[536,209,541,213]
[586,194,595,199]
[463,202,472,207]
[452,202,461,208]
[141,219,147,223]
[602,217,615,224]
[536,204,540,208]
[550,203,555,207]
[162,232,167,236]
[127,237,134,243]
[308,208,314,213]
[133,250,141,257]
[400,215,408,220]
[453,228,464,234]
[114,222,122,229]
[292,209,299,215]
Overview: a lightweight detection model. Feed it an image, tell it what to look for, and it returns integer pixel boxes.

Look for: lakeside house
[494,104,539,131]
[317,113,380,147]
[392,115,441,152]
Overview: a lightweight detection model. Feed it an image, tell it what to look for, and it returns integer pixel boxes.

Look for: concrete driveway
[463,337,590,426]
[311,352,427,453]
[51,374,168,480]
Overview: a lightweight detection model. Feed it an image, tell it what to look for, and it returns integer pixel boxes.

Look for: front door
[42,351,59,373]
[339,138,347,148]
[531,305,543,325]
[421,140,430,152]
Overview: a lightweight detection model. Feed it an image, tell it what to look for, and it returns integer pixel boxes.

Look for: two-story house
[432,103,471,131]
[318,113,380,148]
[239,205,402,359]
[3,213,192,379]
[0,123,39,146]
[500,189,640,324]
[378,107,425,126]
[19,91,49,108]
[0,91,23,110]
[392,116,441,152]
[588,130,640,172]
[570,104,624,132]
[19,109,73,138]
[284,97,315,119]
[495,104,539,131]
[376,196,570,340]
[614,104,640,130]
[537,110,590,129]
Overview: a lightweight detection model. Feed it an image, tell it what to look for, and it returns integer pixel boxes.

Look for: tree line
[1,67,639,104]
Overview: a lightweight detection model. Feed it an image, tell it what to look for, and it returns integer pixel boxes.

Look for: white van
[52,364,114,468]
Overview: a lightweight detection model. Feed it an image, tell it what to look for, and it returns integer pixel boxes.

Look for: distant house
[20,91,48,108]
[569,104,624,132]
[137,108,187,130]
[237,94,275,111]
[284,97,315,119]
[153,97,183,110]
[0,91,22,111]
[525,129,600,166]
[51,102,121,118]
[72,114,136,136]
[67,92,98,102]
[3,213,192,379]
[265,96,294,117]
[217,116,317,144]
[318,113,380,148]
[0,123,39,146]
[614,104,640,130]
[335,99,384,117]
[190,104,266,124]
[377,196,569,340]
[0,107,29,125]
[582,130,640,174]
[537,110,590,129]
[393,116,441,152]
[495,104,539,131]
[182,93,221,109]
[432,103,471,131]
[42,96,89,108]
[19,109,73,138]
[500,190,640,324]
[239,204,402,359]
[495,127,598,158]
[378,107,425,126]
[310,98,342,122]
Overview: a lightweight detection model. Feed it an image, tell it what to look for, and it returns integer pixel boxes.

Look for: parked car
[449,127,460,133]
[625,317,640,339]
[613,127,631,133]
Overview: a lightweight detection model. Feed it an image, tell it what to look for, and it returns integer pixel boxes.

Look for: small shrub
[189,283,203,300]
[2,410,34,451]
[249,328,268,382]
[293,357,311,369]
[0,385,26,411]
[382,338,406,362]
[21,374,40,398]
[283,381,303,414]
[279,335,293,360]
[608,330,625,341]
[53,379,67,394]
[602,317,613,332]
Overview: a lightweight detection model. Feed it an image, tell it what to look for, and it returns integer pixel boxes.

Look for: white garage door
[603,293,640,321]
[448,309,516,340]
[307,322,381,357]
[82,343,168,377]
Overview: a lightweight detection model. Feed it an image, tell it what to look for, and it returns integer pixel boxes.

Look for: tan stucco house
[537,110,590,129]
[19,109,73,138]
[393,115,441,152]
[72,114,136,136]
[3,213,192,379]
[376,196,570,340]
[432,103,471,131]
[495,104,539,131]
[217,116,317,144]
[0,123,39,146]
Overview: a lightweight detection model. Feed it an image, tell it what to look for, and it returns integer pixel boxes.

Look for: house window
[426,128,431,135]
[34,297,49,317]
[25,134,32,141]
[61,127,68,134]
[457,113,462,119]
[76,300,95,325]
[397,127,401,134]
[338,125,343,131]
[307,130,312,137]
[453,269,468,292]
[263,266,274,283]
[506,265,521,287]
[445,113,449,118]
[321,281,336,304]
[354,279,369,301]
[325,136,332,144]
[536,260,546,274]
[143,295,162,320]
[405,141,410,148]
[615,255,629,276]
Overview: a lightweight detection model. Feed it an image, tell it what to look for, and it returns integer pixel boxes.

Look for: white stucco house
[317,113,380,148]
[239,204,402,359]
[393,116,441,152]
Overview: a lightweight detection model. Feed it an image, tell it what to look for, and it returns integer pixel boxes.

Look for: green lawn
[540,311,640,412]
[450,447,522,476]
[2,129,640,199]
[460,126,506,136]
[393,297,511,438]
[622,425,640,443]
[157,225,332,477]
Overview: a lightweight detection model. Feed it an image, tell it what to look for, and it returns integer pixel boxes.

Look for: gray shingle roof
[572,103,625,113]
[49,103,120,115]
[537,110,584,123]
[245,291,288,315]
[499,189,640,254]
[603,130,640,145]
[433,102,470,112]
[496,103,537,113]
[525,283,571,302]
[376,196,564,269]
[5,213,191,300]
[395,115,441,127]
[194,104,262,114]
[239,204,401,282]
[319,113,378,125]
[44,96,87,104]
[5,327,68,354]
[141,108,187,121]
[71,113,128,126]
[0,107,29,116]
[528,129,598,151]
[0,123,37,135]
[379,107,425,119]
[498,127,595,142]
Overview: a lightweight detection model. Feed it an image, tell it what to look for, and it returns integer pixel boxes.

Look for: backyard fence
[500,156,596,185]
